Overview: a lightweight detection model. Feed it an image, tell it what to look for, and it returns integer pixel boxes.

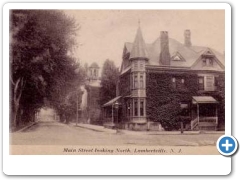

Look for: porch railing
[199,117,217,124]
[191,118,198,130]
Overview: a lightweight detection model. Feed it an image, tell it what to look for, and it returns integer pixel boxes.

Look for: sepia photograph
[9,9,225,155]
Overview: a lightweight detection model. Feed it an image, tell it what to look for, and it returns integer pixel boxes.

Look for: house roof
[89,62,100,68]
[129,26,148,60]
[192,96,218,104]
[124,36,225,68]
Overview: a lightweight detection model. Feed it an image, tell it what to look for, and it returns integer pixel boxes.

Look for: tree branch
[10,75,16,86]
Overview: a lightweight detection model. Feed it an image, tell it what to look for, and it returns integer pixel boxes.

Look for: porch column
[112,104,114,124]
[197,104,199,124]
[216,104,218,125]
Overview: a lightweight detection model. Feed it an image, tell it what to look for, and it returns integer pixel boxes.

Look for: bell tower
[88,62,100,81]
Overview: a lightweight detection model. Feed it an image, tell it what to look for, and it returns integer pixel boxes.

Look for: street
[10,119,223,146]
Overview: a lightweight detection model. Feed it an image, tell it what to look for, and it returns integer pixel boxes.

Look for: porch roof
[192,96,218,104]
[102,96,121,107]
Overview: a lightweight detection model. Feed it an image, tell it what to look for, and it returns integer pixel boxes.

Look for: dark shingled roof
[124,34,225,68]
[129,26,148,60]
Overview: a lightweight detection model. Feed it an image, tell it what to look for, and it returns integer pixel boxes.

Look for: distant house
[103,26,225,131]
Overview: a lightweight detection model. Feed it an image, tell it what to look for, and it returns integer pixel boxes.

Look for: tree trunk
[12,77,25,128]
[12,103,19,128]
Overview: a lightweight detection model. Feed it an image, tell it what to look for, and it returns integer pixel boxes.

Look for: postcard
[3,2,232,175]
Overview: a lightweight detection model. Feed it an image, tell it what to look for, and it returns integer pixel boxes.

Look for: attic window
[202,58,213,67]
[173,55,181,61]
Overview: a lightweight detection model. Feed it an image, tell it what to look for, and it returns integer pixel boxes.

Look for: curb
[70,123,116,133]
[15,121,38,133]
[70,123,225,136]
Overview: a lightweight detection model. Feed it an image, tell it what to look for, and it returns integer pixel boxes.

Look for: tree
[100,59,119,105]
[10,10,84,128]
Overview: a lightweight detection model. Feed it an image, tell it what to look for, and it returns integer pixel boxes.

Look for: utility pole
[76,93,78,126]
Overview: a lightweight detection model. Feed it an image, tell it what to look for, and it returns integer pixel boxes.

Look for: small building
[103,26,225,131]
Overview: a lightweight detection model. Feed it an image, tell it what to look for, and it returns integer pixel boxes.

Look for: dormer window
[202,58,213,67]
[208,59,213,66]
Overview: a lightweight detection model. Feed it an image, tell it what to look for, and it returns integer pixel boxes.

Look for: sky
[64,10,225,69]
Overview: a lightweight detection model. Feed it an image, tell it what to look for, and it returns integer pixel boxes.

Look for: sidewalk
[71,123,225,135]
[11,121,38,133]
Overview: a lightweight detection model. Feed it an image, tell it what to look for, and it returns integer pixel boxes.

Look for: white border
[3,3,231,175]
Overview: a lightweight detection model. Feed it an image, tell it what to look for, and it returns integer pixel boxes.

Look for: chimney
[184,29,192,47]
[160,31,170,65]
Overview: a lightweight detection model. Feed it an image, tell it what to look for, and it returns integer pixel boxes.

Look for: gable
[191,48,224,71]
[191,55,224,71]
[171,52,186,61]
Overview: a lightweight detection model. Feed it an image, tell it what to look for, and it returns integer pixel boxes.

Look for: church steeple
[129,24,148,60]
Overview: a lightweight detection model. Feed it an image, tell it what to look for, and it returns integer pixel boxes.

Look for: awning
[192,96,218,104]
[102,96,121,107]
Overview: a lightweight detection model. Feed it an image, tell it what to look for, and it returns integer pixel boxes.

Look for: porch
[102,96,122,129]
[191,96,218,131]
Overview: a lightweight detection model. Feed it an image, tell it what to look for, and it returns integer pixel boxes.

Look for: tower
[88,62,100,81]
[129,25,148,124]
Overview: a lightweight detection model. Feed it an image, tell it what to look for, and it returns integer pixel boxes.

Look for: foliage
[146,72,225,130]
[10,10,85,127]
[100,59,119,105]
[146,72,199,130]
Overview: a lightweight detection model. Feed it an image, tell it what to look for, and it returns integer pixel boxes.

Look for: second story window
[134,61,138,69]
[134,75,138,88]
[172,77,176,89]
[205,76,214,91]
[140,62,144,70]
[140,74,144,88]
[198,77,204,90]
[181,78,185,84]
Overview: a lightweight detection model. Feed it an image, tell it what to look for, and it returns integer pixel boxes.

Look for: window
[134,99,138,116]
[140,74,144,88]
[180,103,190,116]
[140,62,144,69]
[140,100,144,116]
[134,61,138,69]
[198,77,204,90]
[172,77,176,83]
[198,76,216,91]
[202,59,207,66]
[181,78,185,84]
[205,76,214,91]
[134,75,138,88]
[94,69,97,77]
[172,77,176,89]
[203,58,213,67]
[214,76,219,87]
[209,59,213,66]
[127,102,131,117]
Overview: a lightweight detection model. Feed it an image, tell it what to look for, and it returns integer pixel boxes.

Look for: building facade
[103,26,225,131]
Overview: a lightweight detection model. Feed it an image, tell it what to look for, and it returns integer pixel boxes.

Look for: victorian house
[103,26,225,131]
